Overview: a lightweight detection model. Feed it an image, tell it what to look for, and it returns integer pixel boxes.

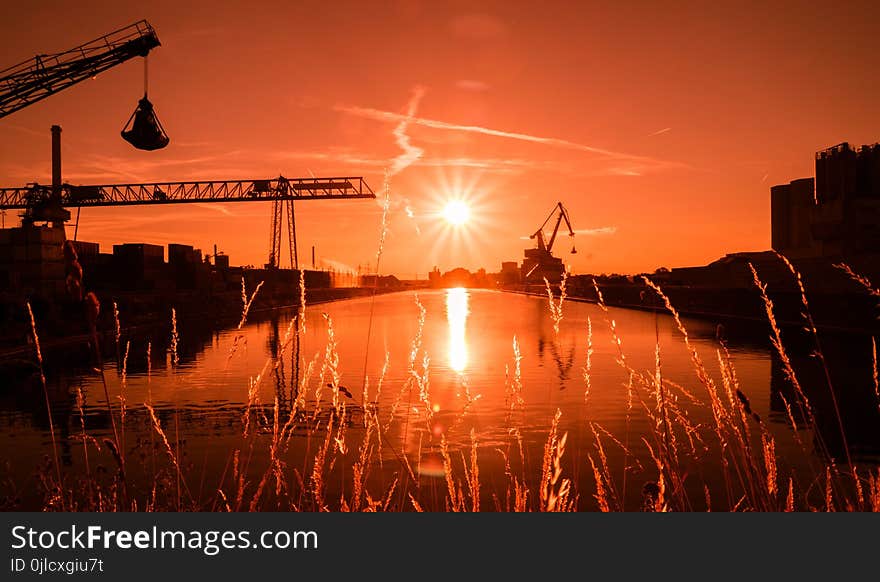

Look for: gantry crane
[0,20,372,269]
[0,173,375,268]
[0,176,375,209]
[522,202,577,283]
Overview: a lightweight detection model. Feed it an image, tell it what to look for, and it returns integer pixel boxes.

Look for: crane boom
[0,176,374,210]
[0,20,160,119]
[531,201,575,253]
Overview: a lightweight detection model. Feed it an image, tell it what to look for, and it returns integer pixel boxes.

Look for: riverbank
[2,288,876,512]
[0,285,403,365]
[503,276,879,338]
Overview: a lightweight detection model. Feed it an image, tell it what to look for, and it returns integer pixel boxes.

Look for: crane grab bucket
[121,96,169,150]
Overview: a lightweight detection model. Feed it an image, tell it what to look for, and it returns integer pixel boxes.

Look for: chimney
[51,125,62,201]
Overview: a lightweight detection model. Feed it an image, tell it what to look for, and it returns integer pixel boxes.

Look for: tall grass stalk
[26,302,63,508]
[17,250,880,513]
[228,278,264,363]
[113,301,121,366]
[544,272,568,335]
[358,178,392,398]
[145,403,191,506]
[583,317,593,404]
[119,340,130,460]
[874,338,879,414]
[776,253,853,471]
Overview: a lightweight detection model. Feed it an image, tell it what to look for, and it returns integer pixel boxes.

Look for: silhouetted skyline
[1,1,878,274]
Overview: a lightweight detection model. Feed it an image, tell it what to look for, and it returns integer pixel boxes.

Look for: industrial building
[771,142,880,259]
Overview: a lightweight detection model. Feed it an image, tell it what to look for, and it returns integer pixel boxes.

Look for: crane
[0,20,160,119]
[0,20,369,270]
[531,201,577,255]
[521,201,577,283]
[0,175,373,258]
[0,21,168,222]
[0,173,375,268]
[0,176,375,210]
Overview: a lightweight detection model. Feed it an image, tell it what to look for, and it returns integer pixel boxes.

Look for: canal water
[1,289,877,510]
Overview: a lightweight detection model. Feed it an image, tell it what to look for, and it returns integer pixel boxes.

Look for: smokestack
[311,245,315,269]
[51,125,62,201]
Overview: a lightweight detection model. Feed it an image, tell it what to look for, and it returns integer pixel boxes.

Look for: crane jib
[0,178,376,210]
[0,20,161,119]
[531,201,576,254]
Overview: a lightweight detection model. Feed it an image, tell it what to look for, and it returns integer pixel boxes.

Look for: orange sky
[1,1,878,277]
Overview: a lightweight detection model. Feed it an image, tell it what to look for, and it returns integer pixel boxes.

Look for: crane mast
[0,20,160,119]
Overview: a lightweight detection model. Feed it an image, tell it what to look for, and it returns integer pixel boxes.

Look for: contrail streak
[389,86,426,177]
[519,226,616,240]
[336,103,681,169]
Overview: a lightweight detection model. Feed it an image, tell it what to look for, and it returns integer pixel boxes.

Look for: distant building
[0,224,66,298]
[112,243,166,290]
[500,261,520,284]
[168,243,201,266]
[359,274,400,288]
[70,240,99,259]
[113,243,164,265]
[772,142,880,259]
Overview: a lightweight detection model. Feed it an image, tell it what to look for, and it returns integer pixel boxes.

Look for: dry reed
[12,237,880,514]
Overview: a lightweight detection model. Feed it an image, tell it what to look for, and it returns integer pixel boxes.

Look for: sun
[441,200,471,226]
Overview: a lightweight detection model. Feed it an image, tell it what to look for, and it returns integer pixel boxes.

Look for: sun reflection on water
[445,287,470,373]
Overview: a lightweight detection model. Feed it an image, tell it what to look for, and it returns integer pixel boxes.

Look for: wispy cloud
[456,79,490,92]
[334,103,683,172]
[273,150,387,168]
[173,140,219,148]
[416,156,550,171]
[3,123,46,138]
[576,226,617,236]
[520,226,616,240]
[389,86,426,177]
[192,203,235,216]
[272,149,552,174]
[649,127,672,136]
[0,148,248,186]
[605,167,643,177]
[79,152,243,183]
